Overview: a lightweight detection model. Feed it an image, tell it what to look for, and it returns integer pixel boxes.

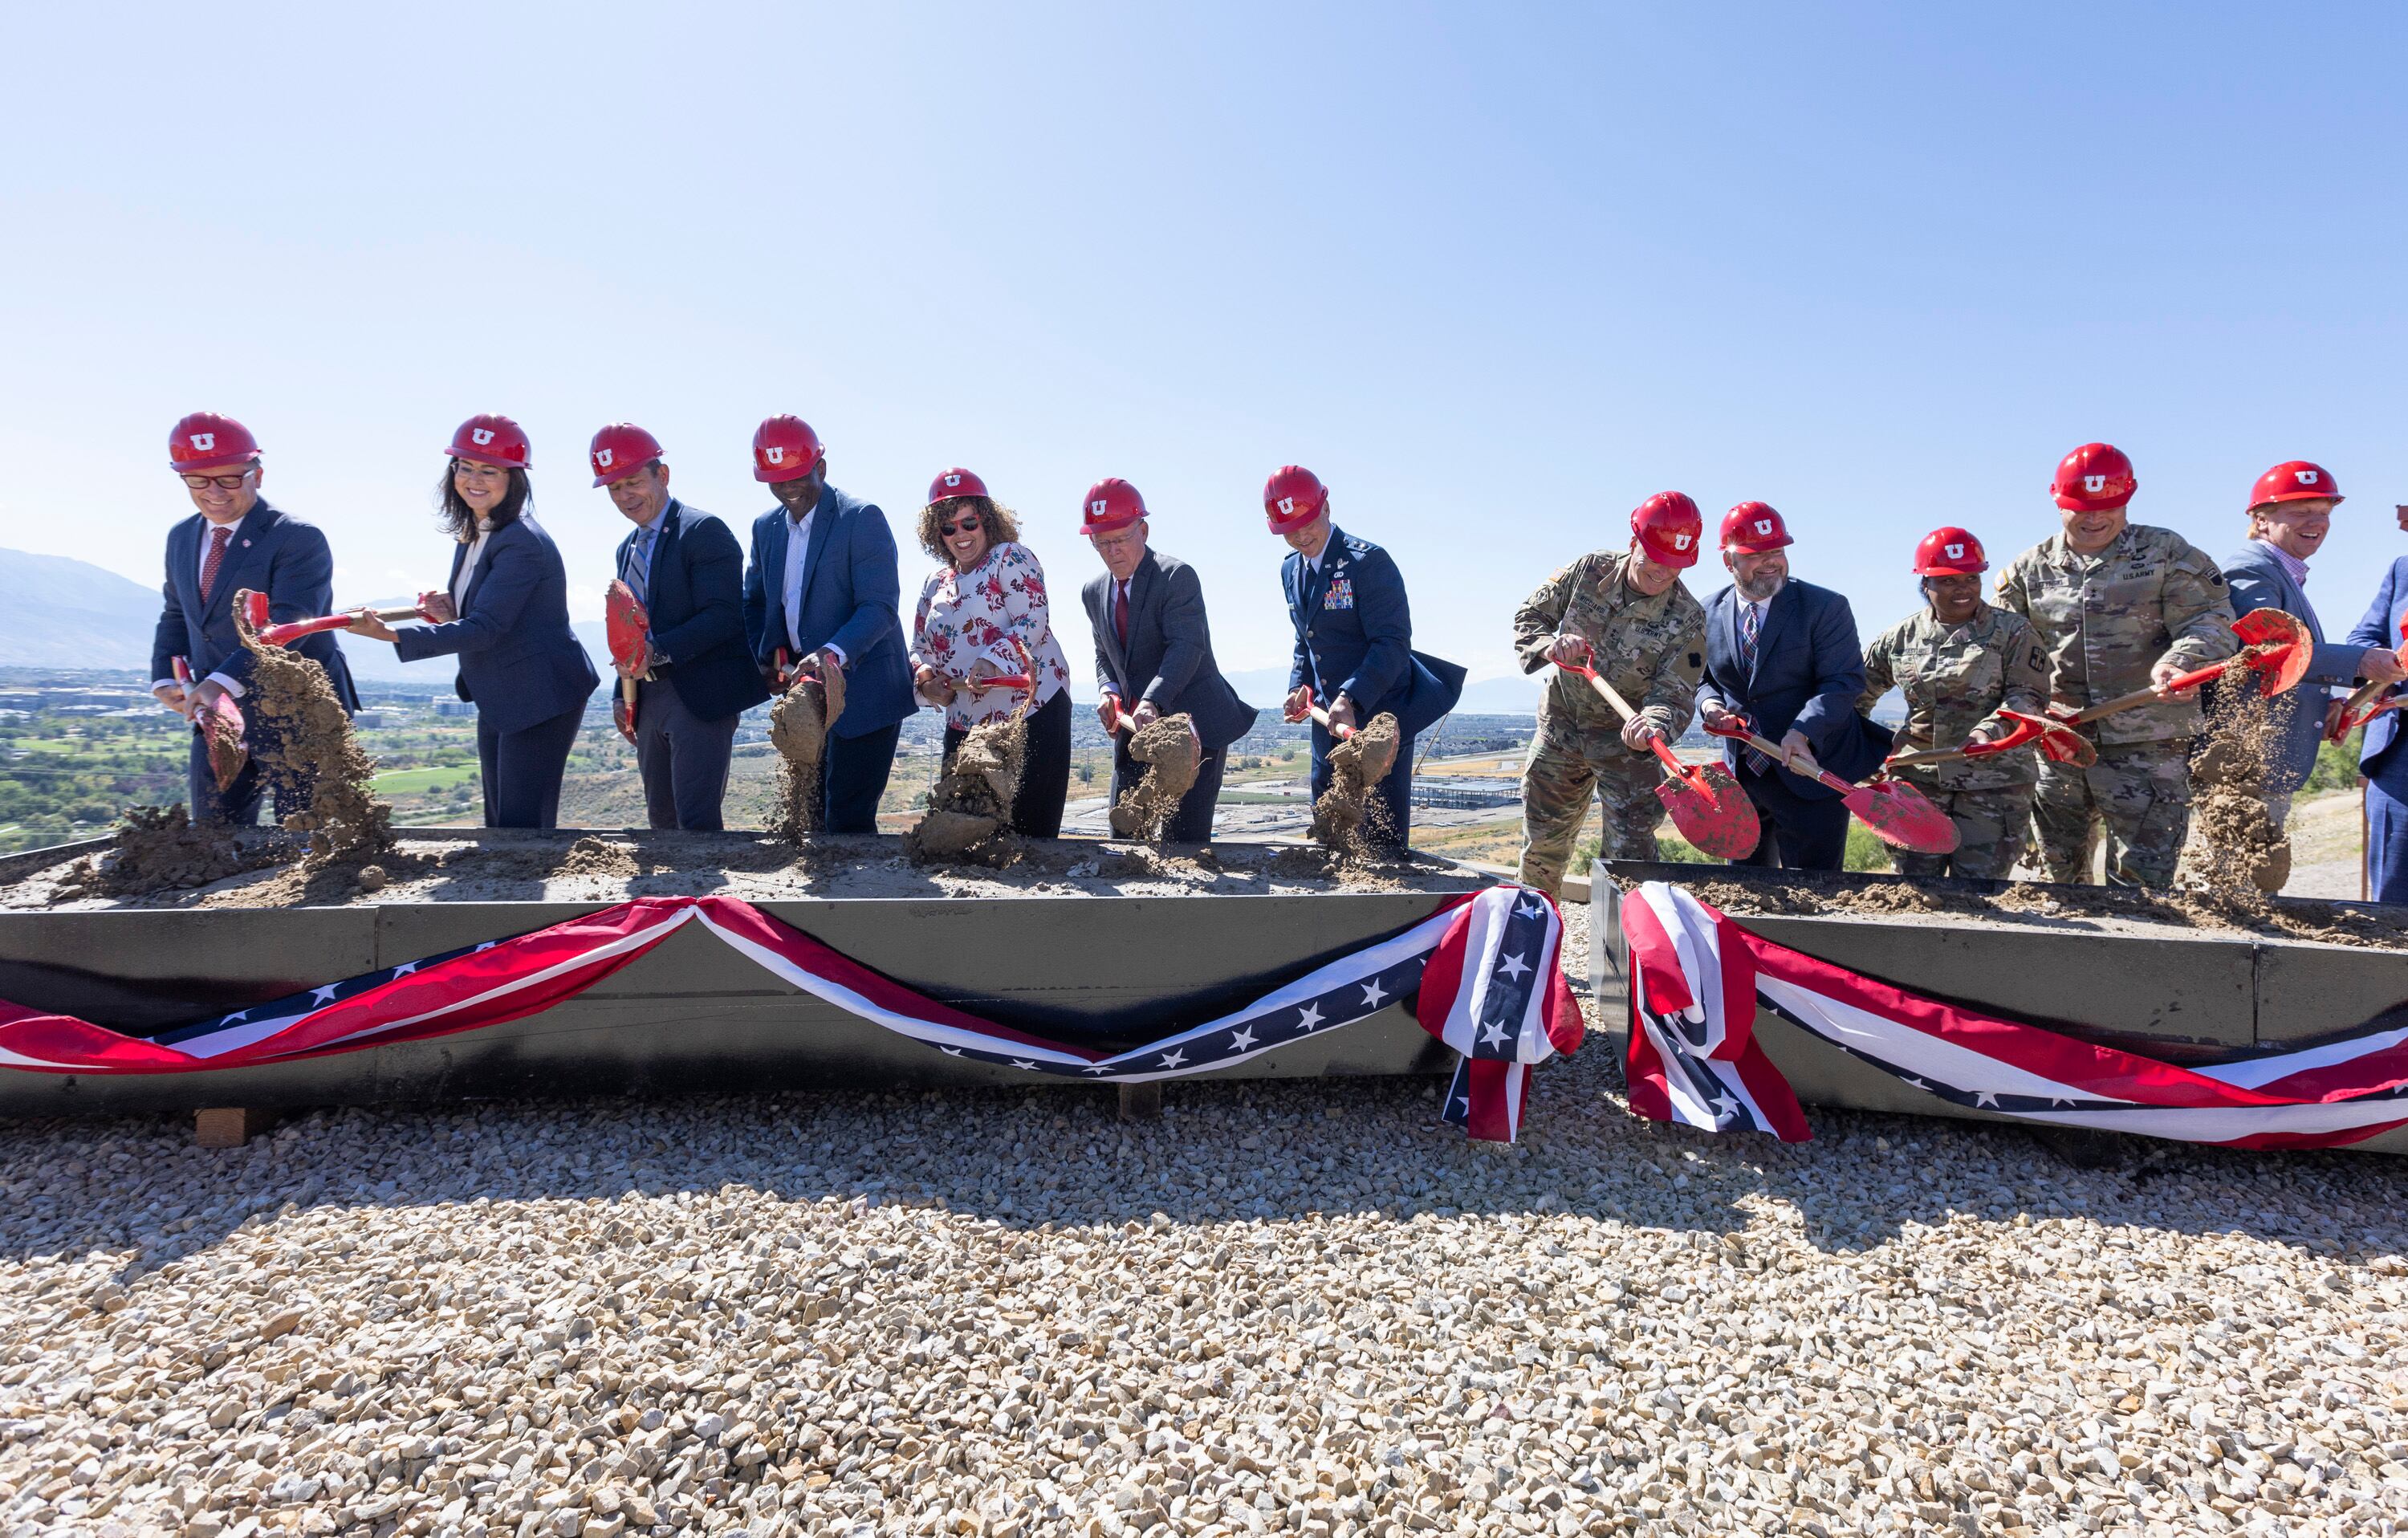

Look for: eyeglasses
[179,470,255,490]
[939,515,983,536]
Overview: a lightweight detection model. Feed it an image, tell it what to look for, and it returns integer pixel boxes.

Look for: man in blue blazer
[2222,462,2400,849]
[150,412,358,824]
[739,416,913,833]
[1694,503,1888,869]
[592,423,769,832]
[1078,478,1259,842]
[1264,466,1465,856]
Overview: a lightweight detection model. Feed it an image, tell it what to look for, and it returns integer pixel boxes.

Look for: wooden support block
[195,1107,276,1148]
[1117,1082,1162,1121]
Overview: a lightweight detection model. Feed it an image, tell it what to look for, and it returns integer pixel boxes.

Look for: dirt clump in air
[54,805,272,897]
[768,661,847,839]
[1311,711,1401,855]
[1108,713,1203,839]
[237,590,393,862]
[2179,685,2295,904]
[907,714,1026,868]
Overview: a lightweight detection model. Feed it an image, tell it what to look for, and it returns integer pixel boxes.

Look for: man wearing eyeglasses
[1078,478,1258,842]
[150,411,359,824]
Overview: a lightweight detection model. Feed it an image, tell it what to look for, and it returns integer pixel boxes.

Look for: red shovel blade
[605,580,651,667]
[1841,778,1959,854]
[1648,747,1759,860]
[2233,607,2312,698]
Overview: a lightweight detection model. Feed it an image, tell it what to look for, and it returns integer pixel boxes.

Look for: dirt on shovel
[237,588,393,862]
[1108,713,1202,840]
[1311,711,1401,855]
[907,713,1027,867]
[768,661,847,839]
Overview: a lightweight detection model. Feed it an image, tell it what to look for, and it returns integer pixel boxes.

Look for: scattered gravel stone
[1,905,2403,1536]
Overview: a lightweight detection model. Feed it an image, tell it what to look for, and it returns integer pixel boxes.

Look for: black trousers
[1110,741,1230,843]
[1734,759,1849,870]
[944,688,1074,839]
[817,722,901,835]
[477,704,584,829]
[633,680,738,832]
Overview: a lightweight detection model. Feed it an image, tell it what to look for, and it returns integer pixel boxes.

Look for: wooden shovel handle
[2070,659,2231,722]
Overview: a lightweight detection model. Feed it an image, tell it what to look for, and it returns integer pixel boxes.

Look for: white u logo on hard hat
[1277,497,1295,515]
[766,446,785,464]
[945,474,961,488]
[596,448,615,468]
[2297,469,2319,486]
[1091,500,1108,515]
[2083,474,2106,494]
[1753,519,1772,536]
[1946,543,1965,559]
[191,432,215,451]
[1674,532,1693,550]
[472,428,494,446]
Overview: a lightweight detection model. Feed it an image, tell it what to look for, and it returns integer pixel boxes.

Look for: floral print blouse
[909,541,1073,730]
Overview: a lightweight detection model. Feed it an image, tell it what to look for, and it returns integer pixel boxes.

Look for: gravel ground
[3,906,2406,1537]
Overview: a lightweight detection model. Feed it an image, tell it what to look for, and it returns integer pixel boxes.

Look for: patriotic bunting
[1624,881,2408,1150]
[0,887,1584,1143]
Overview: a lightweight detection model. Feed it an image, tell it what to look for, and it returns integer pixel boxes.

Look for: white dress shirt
[779,508,848,666]
[453,518,495,610]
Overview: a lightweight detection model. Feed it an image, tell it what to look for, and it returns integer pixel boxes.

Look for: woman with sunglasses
[908,469,1075,837]
[348,415,599,828]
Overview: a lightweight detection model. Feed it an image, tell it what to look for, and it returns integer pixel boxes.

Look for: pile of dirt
[1107,714,1202,839]
[555,834,641,879]
[767,662,846,839]
[238,590,393,861]
[2180,685,2296,902]
[907,715,1025,867]
[1310,712,1401,854]
[53,805,272,897]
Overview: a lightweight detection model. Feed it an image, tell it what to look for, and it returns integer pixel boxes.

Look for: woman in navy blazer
[349,415,600,828]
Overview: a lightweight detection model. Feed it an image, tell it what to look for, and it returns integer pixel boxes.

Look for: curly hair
[915,494,1021,564]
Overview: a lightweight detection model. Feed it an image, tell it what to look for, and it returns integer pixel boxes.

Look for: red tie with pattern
[200,526,233,606]
[1114,580,1130,646]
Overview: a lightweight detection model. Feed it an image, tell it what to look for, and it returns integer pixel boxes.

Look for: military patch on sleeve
[1688,651,1702,669]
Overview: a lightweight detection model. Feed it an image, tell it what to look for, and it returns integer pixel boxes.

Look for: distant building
[432,700,477,718]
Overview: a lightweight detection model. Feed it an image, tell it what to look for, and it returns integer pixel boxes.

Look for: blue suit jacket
[1697,577,1886,795]
[1282,526,1464,737]
[613,498,769,725]
[393,517,600,735]
[2346,556,2408,783]
[1084,547,1259,751]
[2223,543,2363,793]
[740,485,913,739]
[151,499,359,719]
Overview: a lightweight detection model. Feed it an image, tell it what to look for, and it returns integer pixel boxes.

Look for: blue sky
[4,3,2403,698]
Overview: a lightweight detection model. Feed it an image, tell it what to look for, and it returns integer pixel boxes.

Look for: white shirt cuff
[823,643,848,669]
[205,672,246,699]
[152,678,181,697]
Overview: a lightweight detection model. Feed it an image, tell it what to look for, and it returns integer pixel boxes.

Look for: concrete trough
[1589,860,2408,1155]
[0,834,1478,1119]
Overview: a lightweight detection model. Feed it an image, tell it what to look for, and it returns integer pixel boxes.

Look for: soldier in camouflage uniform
[1513,493,1710,898]
[1859,527,2050,879]
[1994,443,2239,887]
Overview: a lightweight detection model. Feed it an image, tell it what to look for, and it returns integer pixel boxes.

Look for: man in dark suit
[739,416,913,833]
[1077,478,1259,842]
[1264,466,1465,855]
[592,422,769,832]
[2348,498,2408,904]
[2222,462,2399,841]
[1694,502,1886,869]
[150,411,359,824]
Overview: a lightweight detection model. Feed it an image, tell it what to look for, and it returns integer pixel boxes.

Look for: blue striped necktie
[624,527,656,604]
[1739,602,1771,774]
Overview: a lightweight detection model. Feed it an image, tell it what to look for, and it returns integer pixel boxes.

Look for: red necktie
[200,526,233,605]
[1114,580,1129,645]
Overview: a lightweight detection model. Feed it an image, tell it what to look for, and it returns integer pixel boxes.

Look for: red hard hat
[927,467,989,504]
[1081,478,1146,535]
[1630,492,1704,569]
[590,422,665,487]
[2249,460,2342,511]
[1263,466,1328,533]
[1719,501,1793,553]
[2051,442,2138,512]
[168,412,260,471]
[1914,527,1988,576]
[447,413,530,470]
[753,415,825,484]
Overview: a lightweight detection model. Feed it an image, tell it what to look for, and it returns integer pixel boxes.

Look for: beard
[1735,568,1787,603]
